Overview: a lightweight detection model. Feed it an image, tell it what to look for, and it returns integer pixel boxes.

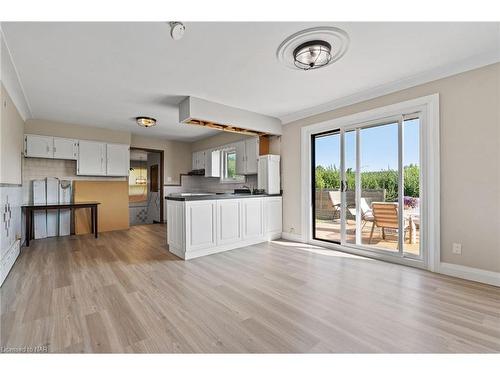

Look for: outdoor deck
[315,219,420,256]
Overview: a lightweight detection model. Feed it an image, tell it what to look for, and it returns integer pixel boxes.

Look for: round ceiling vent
[276,26,350,71]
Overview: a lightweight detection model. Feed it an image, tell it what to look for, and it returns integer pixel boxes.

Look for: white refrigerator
[257,155,281,195]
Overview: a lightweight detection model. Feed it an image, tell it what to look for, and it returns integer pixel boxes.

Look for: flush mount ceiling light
[136,116,157,128]
[293,40,332,70]
[277,27,349,71]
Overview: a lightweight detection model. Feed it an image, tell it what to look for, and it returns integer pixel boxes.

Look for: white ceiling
[2,22,499,141]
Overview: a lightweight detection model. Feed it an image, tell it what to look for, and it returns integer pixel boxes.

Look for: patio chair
[328,191,341,221]
[369,202,410,246]
[347,197,374,228]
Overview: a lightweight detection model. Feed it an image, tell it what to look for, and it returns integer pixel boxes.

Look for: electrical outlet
[452,243,462,255]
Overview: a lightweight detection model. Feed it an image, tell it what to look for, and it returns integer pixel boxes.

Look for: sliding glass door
[312,130,341,243]
[311,114,422,260]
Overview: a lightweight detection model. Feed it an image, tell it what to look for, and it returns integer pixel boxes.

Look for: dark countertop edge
[165,194,282,201]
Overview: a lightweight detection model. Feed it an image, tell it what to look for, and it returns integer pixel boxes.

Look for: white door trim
[300,94,440,271]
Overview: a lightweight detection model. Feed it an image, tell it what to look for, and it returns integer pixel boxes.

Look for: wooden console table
[22,201,100,246]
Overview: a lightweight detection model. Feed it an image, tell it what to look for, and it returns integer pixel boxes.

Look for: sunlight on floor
[271,240,372,259]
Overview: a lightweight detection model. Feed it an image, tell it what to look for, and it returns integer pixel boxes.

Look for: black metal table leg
[94,205,98,238]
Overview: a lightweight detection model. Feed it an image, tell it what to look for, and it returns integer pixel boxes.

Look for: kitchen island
[165,193,282,259]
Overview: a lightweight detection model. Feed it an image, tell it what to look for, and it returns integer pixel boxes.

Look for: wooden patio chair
[328,191,341,221]
[369,202,409,246]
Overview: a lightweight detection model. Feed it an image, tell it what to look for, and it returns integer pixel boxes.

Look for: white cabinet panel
[242,198,263,240]
[77,140,106,176]
[106,143,130,176]
[234,138,259,175]
[192,150,206,170]
[234,141,246,175]
[245,137,259,174]
[216,199,241,246]
[53,137,77,160]
[24,135,53,158]
[167,200,185,251]
[263,197,282,239]
[205,149,221,177]
[185,200,217,251]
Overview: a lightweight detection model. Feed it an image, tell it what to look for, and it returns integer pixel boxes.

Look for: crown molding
[280,50,500,124]
[1,25,33,121]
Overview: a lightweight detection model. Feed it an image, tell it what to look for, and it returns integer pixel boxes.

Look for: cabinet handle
[53,146,57,153]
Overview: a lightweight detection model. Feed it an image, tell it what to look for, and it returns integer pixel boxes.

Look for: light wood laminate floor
[1,224,499,353]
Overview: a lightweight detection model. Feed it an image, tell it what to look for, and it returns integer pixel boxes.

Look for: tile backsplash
[164,174,257,196]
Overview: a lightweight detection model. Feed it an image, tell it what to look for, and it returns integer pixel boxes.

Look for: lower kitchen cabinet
[166,196,282,260]
[241,198,263,241]
[185,200,217,252]
[263,196,283,240]
[216,199,242,246]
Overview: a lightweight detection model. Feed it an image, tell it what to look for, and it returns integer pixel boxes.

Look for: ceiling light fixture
[277,26,349,71]
[136,116,157,128]
[293,40,332,70]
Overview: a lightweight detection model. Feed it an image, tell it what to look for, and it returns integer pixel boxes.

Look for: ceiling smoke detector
[277,26,350,71]
[169,22,186,40]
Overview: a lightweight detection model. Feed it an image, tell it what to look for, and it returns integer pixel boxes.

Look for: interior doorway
[129,147,164,226]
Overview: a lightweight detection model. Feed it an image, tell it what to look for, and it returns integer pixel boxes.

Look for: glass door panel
[312,131,341,243]
[403,117,421,257]
[359,122,400,252]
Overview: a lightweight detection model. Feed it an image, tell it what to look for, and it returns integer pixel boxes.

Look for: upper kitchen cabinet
[192,150,206,171]
[205,149,221,178]
[24,134,54,159]
[106,143,130,176]
[53,137,77,160]
[235,137,259,175]
[25,134,77,160]
[244,137,259,174]
[77,140,107,176]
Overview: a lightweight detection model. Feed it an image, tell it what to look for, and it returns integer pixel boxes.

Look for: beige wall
[130,134,191,185]
[282,63,500,273]
[0,83,24,185]
[25,119,131,144]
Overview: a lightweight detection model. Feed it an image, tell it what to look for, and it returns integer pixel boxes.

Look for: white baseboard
[438,262,500,287]
[280,232,305,242]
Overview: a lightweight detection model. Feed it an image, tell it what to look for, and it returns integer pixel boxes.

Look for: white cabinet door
[234,141,246,175]
[24,135,53,158]
[192,151,198,170]
[216,199,242,246]
[245,137,259,175]
[263,197,282,238]
[192,151,206,170]
[167,201,185,251]
[53,137,77,160]
[205,149,221,177]
[77,140,106,176]
[241,198,263,240]
[106,143,130,176]
[185,200,217,251]
[198,150,206,170]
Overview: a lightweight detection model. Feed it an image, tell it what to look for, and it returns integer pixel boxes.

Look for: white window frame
[300,94,440,271]
[220,148,246,184]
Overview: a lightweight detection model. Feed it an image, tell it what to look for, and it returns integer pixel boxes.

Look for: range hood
[179,97,282,136]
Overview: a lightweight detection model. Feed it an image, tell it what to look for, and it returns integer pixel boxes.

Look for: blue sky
[315,119,420,171]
